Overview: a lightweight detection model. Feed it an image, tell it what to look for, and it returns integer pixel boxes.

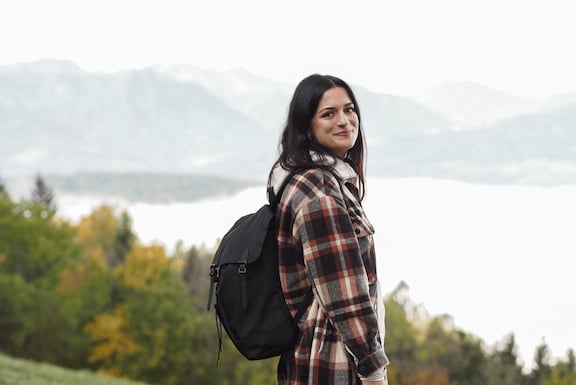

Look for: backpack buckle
[209,264,219,282]
[207,264,219,311]
[238,261,247,274]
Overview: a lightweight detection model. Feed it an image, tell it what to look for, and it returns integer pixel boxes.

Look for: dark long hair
[269,74,367,199]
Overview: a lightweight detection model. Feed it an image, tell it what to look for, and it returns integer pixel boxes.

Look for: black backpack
[206,169,312,360]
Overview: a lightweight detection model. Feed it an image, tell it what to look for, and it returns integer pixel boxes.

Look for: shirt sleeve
[294,190,388,377]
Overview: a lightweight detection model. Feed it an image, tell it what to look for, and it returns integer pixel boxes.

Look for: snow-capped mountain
[416,81,542,129]
[1,59,575,185]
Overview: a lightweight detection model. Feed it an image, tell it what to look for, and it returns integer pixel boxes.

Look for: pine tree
[31,174,56,212]
[182,245,212,308]
[486,333,527,385]
[0,176,9,199]
[111,210,135,269]
[530,341,552,385]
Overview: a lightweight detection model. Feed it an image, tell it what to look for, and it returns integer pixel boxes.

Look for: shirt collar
[310,151,358,185]
[268,151,359,196]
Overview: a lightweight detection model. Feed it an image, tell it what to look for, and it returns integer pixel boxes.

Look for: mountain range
[1,59,575,189]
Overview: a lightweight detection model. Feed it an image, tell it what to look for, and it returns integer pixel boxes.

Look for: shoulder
[282,168,344,211]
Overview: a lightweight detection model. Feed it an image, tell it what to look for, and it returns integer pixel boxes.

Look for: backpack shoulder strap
[267,168,304,209]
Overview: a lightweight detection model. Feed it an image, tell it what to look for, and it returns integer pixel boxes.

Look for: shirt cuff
[356,349,389,378]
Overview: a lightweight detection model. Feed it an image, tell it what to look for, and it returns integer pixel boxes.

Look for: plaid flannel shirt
[271,159,389,385]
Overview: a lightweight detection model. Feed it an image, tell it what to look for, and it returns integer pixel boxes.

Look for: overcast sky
[1,0,575,99]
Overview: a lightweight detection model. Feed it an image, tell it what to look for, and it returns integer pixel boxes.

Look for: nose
[337,110,348,126]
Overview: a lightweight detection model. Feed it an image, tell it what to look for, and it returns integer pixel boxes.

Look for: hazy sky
[1,0,575,98]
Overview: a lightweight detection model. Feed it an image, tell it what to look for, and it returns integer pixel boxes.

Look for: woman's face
[310,87,359,158]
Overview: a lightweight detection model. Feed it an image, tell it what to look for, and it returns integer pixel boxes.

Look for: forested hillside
[46,172,257,203]
[1,177,575,385]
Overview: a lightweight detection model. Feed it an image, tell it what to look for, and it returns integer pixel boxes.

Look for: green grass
[0,353,151,385]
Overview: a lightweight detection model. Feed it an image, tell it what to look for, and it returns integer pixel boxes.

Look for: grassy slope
[0,353,151,385]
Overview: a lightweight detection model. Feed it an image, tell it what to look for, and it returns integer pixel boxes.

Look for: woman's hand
[362,380,386,385]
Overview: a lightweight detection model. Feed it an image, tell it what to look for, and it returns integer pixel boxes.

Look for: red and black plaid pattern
[275,168,389,385]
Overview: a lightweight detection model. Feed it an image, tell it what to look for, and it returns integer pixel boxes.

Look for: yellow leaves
[170,255,185,272]
[76,205,118,268]
[84,306,143,365]
[115,244,169,290]
[77,212,175,378]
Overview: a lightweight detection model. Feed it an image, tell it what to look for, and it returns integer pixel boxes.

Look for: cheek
[311,121,326,138]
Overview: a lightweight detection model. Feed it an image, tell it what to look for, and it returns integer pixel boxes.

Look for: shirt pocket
[346,202,375,239]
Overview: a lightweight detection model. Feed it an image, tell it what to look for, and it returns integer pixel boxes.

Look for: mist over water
[58,177,576,368]
[363,178,576,368]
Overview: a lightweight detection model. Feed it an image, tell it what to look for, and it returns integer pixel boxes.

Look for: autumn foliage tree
[84,245,194,382]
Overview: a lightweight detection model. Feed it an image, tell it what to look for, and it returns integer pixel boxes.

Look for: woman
[268,74,389,385]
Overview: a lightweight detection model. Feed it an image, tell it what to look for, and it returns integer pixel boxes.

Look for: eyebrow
[318,102,354,113]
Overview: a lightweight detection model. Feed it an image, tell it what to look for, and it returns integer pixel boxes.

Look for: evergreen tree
[568,349,576,372]
[182,244,212,308]
[0,176,9,199]
[111,210,135,269]
[31,174,56,213]
[485,333,527,385]
[530,341,552,385]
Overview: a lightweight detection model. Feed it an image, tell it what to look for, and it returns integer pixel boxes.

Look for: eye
[321,111,334,118]
[344,106,356,113]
